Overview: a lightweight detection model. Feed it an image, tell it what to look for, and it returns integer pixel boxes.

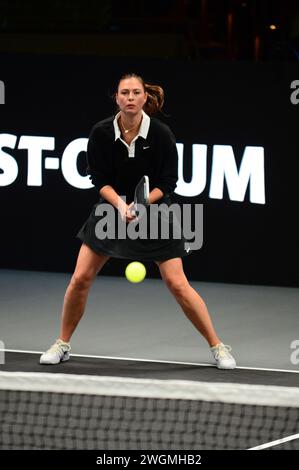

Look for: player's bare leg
[59,244,109,342]
[156,257,220,347]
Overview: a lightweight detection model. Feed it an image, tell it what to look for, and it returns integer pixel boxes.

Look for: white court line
[2,348,299,374]
[248,432,299,450]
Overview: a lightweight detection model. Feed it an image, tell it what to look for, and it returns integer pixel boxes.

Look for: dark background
[0,0,299,287]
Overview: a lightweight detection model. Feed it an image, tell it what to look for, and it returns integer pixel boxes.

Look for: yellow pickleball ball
[125,262,146,283]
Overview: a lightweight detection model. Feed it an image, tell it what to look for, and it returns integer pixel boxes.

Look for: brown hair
[115,73,164,116]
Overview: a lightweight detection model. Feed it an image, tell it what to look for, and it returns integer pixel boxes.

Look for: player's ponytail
[143,83,164,115]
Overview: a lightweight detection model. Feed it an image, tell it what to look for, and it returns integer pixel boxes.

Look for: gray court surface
[1,268,299,452]
[0,268,299,372]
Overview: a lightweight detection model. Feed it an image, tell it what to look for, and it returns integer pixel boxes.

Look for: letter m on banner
[0,80,5,104]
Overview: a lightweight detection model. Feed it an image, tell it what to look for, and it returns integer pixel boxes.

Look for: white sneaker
[210,343,236,369]
[40,339,71,365]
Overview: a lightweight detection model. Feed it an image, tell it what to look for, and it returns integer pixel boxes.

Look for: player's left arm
[148,187,164,204]
[153,128,178,198]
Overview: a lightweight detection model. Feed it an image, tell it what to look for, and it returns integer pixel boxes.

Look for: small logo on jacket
[143,146,150,150]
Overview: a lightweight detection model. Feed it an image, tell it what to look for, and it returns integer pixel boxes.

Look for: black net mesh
[0,389,298,450]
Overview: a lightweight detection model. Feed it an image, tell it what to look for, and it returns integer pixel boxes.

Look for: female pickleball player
[40,73,236,369]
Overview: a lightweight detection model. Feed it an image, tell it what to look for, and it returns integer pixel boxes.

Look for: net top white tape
[0,371,299,408]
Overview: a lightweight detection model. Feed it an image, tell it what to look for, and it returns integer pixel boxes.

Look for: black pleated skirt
[77,195,192,262]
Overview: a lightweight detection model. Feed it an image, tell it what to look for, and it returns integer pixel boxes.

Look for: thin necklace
[119,116,142,134]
